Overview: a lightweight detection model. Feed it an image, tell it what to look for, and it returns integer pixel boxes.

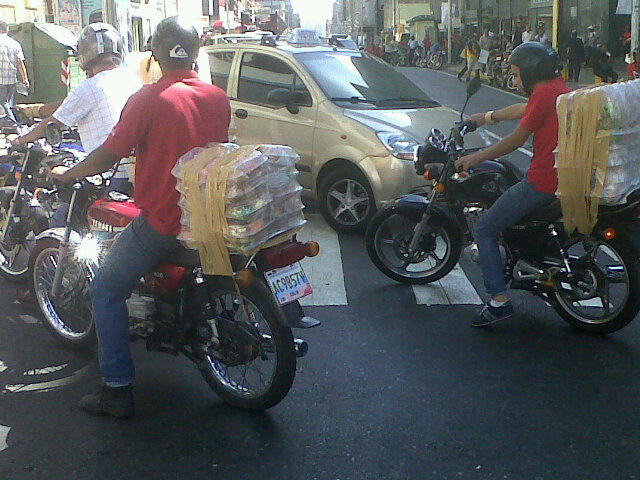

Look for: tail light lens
[263,241,318,269]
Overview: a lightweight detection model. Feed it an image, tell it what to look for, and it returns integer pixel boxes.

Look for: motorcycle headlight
[376,131,419,161]
[74,234,102,264]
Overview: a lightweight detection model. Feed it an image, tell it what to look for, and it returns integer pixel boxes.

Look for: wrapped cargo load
[172,143,306,275]
[555,79,640,235]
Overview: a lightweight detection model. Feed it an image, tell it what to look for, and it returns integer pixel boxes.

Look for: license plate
[264,262,313,306]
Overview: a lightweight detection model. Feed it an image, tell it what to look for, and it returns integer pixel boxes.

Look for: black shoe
[79,384,134,418]
[472,301,514,327]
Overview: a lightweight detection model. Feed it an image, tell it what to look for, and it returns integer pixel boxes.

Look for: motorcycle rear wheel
[365,206,462,284]
[198,278,296,411]
[429,55,444,70]
[550,236,640,334]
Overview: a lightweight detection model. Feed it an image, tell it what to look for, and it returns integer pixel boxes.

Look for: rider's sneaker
[79,384,134,418]
[472,301,514,327]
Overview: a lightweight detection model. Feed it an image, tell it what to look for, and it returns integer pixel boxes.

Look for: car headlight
[376,131,419,161]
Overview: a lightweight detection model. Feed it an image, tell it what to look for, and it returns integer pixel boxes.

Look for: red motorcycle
[29,155,320,410]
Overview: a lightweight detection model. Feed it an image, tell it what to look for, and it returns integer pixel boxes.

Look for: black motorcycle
[366,78,640,334]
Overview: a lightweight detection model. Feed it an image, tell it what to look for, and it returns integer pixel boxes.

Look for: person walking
[458,34,480,82]
[522,25,534,43]
[0,21,28,123]
[566,29,585,83]
[585,26,598,66]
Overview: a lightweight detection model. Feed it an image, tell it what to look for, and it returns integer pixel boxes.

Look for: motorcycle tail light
[234,268,255,287]
[603,228,617,240]
[263,241,308,269]
[434,182,446,193]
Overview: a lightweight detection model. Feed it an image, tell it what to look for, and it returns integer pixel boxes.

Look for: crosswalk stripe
[412,264,483,305]
[297,214,348,306]
[0,425,9,452]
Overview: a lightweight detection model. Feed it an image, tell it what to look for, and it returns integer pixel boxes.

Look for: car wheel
[319,166,376,234]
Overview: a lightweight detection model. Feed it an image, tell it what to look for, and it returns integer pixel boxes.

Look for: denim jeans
[0,84,16,123]
[474,179,556,296]
[90,215,179,385]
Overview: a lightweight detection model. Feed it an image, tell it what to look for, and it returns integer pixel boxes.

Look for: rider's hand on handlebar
[463,112,486,129]
[455,151,484,172]
[47,165,73,185]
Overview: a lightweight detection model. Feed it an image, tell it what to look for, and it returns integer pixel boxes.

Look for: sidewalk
[442,57,629,93]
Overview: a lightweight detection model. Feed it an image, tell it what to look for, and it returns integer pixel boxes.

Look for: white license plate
[264,262,313,306]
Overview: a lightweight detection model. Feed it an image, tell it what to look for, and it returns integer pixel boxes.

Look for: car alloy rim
[326,178,371,226]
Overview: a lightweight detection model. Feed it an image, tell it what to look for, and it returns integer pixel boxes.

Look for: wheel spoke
[328,189,345,203]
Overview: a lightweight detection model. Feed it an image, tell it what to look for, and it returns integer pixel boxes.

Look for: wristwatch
[484,110,498,125]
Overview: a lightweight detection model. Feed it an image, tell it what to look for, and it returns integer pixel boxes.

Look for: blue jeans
[0,84,16,123]
[474,179,556,296]
[90,215,179,385]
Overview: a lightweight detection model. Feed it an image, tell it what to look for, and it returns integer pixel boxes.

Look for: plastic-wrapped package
[555,79,640,234]
[173,143,306,275]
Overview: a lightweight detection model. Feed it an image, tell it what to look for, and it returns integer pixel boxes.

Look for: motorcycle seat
[519,198,563,224]
[499,159,524,184]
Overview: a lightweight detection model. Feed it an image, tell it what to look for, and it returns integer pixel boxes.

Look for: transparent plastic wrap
[173,143,306,275]
[555,80,640,234]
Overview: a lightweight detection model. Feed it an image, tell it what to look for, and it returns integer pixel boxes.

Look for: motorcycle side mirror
[44,122,62,146]
[466,76,482,99]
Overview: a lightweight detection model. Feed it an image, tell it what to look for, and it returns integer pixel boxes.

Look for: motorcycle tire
[430,56,444,70]
[31,237,96,350]
[549,236,640,334]
[365,205,462,285]
[199,277,296,411]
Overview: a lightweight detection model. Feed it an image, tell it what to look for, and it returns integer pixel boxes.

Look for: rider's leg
[89,214,178,387]
[474,179,555,309]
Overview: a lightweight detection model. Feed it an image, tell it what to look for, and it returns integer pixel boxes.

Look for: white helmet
[76,23,124,71]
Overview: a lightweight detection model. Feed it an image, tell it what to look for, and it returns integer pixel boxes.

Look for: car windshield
[295,51,439,108]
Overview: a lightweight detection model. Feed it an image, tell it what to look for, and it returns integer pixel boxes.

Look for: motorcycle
[366,77,640,334]
[0,127,81,281]
[426,48,445,70]
[30,132,321,410]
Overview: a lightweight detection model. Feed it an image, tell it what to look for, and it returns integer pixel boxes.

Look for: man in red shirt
[455,42,570,327]
[628,49,640,80]
[50,17,231,417]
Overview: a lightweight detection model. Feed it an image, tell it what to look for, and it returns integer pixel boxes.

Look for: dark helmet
[508,41,560,95]
[151,16,199,68]
[76,23,124,71]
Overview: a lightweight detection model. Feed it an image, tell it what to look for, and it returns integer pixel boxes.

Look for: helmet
[508,41,560,95]
[151,17,199,68]
[76,23,124,71]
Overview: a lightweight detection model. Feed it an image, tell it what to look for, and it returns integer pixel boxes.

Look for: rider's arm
[466,102,528,127]
[12,115,66,146]
[455,125,531,171]
[56,145,120,182]
[17,59,28,86]
[39,102,63,118]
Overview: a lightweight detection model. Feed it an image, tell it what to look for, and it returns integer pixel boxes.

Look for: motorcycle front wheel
[198,277,296,411]
[429,55,444,70]
[31,237,96,349]
[550,236,640,334]
[365,206,462,284]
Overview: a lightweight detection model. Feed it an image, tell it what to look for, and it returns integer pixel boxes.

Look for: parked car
[203,37,487,233]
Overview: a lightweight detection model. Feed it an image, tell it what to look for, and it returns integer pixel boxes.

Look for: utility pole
[633,0,640,54]
[447,0,452,64]
[552,0,560,50]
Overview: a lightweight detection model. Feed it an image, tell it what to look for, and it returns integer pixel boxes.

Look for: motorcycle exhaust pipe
[294,338,308,358]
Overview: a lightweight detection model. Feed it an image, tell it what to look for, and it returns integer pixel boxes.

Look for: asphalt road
[2,68,640,480]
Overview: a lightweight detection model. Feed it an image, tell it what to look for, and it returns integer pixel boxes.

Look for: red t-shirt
[104,69,231,235]
[520,76,571,195]
[628,62,639,79]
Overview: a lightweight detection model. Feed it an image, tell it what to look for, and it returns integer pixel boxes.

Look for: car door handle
[235,109,248,119]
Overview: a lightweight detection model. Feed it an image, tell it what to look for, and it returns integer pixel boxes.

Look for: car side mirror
[466,76,482,99]
[267,88,300,115]
[44,122,62,146]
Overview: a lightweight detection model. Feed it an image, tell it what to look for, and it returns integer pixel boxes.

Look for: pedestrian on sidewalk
[522,25,534,43]
[593,44,619,83]
[585,26,599,66]
[535,26,550,47]
[457,34,480,82]
[0,21,28,123]
[627,50,640,79]
[566,29,585,83]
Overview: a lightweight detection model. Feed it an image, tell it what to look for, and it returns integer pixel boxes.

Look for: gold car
[204,39,486,233]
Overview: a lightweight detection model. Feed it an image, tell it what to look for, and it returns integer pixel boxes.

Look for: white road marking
[0,425,9,452]
[3,363,91,394]
[0,359,7,372]
[435,68,527,101]
[297,214,348,306]
[19,314,39,325]
[413,264,483,305]
[23,364,68,376]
